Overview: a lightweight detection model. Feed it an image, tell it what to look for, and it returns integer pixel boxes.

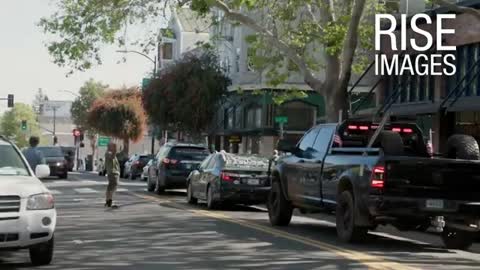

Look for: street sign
[275,116,288,124]
[228,135,242,144]
[98,137,111,147]
[142,78,152,91]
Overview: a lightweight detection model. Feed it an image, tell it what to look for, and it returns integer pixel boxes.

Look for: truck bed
[382,156,480,201]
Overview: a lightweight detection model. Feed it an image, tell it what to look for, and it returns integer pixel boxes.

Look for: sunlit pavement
[1,172,479,269]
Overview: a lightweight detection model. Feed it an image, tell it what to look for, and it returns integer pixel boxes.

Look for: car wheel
[267,181,293,226]
[206,185,217,210]
[442,227,474,250]
[187,181,198,204]
[29,235,54,266]
[336,190,368,243]
[59,173,68,179]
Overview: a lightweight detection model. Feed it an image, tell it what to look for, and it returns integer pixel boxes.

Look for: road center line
[132,192,418,270]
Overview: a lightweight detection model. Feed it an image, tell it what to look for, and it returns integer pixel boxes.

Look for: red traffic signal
[73,129,81,137]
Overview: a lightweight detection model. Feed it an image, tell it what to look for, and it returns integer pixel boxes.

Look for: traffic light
[21,120,27,131]
[7,94,14,108]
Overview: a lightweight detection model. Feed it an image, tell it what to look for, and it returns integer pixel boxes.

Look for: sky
[0,0,160,111]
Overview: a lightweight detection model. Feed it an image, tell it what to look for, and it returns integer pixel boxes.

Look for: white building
[158,7,211,69]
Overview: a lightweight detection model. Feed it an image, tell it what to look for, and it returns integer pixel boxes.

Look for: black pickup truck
[268,120,480,250]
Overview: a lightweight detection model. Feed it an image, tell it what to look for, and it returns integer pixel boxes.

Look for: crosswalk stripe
[117,188,128,192]
[75,188,99,194]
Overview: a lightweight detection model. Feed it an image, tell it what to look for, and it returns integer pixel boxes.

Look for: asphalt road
[1,172,480,269]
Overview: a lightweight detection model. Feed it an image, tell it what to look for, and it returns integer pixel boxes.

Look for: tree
[39,0,385,122]
[87,87,146,155]
[71,79,108,163]
[143,50,230,133]
[1,103,41,148]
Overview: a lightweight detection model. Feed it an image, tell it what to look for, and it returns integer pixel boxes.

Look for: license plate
[426,199,444,209]
[247,179,259,185]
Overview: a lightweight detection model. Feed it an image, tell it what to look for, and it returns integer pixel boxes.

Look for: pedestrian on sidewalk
[105,142,120,208]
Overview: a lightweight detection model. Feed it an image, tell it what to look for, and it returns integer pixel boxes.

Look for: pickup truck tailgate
[384,157,480,201]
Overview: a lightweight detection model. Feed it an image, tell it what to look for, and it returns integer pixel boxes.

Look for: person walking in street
[105,142,120,208]
[22,136,46,172]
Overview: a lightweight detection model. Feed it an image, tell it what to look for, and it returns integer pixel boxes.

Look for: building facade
[370,1,480,152]
[158,8,211,69]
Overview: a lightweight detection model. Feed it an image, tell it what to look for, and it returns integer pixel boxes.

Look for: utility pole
[116,48,158,155]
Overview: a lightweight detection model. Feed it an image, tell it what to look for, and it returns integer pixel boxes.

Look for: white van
[0,138,56,265]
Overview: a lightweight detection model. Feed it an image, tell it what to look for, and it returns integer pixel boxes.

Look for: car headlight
[56,162,63,167]
[27,193,55,210]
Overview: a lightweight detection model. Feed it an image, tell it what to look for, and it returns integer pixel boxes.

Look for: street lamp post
[116,50,157,155]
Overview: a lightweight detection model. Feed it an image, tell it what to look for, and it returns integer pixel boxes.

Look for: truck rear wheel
[447,134,480,160]
[336,190,368,242]
[377,131,404,156]
[442,227,474,250]
[268,181,293,226]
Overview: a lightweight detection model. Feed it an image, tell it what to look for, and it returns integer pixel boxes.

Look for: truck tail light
[371,166,385,189]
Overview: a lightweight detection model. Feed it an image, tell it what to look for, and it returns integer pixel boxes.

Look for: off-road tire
[377,131,404,156]
[268,181,293,226]
[447,134,480,160]
[336,190,368,243]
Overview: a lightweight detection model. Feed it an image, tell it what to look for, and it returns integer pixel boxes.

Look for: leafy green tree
[71,79,107,130]
[39,0,385,122]
[87,88,146,155]
[143,50,230,133]
[1,103,41,148]
[71,79,107,163]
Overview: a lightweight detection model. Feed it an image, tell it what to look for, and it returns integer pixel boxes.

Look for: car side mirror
[277,139,296,153]
[35,164,50,179]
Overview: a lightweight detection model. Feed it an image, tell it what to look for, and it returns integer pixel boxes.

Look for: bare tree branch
[212,0,323,90]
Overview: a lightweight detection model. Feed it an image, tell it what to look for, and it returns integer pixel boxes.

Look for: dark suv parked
[147,143,209,193]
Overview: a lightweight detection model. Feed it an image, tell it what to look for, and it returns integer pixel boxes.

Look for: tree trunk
[123,137,129,156]
[89,134,97,171]
[322,84,349,123]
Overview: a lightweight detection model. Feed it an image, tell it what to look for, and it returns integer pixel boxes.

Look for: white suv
[0,138,56,266]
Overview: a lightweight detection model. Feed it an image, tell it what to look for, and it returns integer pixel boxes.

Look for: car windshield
[170,147,209,161]
[0,143,30,176]
[38,147,64,157]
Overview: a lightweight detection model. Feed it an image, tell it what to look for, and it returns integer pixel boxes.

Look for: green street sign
[275,116,288,124]
[142,78,152,91]
[98,137,111,147]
